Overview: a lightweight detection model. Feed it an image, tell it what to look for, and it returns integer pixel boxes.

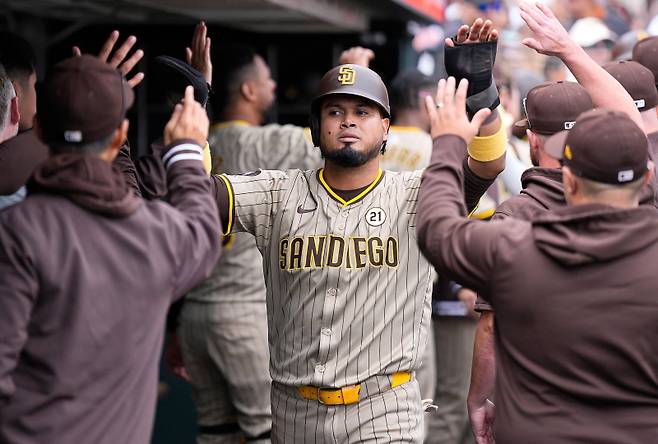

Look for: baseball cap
[154,56,210,106]
[37,54,134,145]
[632,36,658,89]
[612,30,649,61]
[569,18,616,48]
[514,81,593,136]
[603,61,658,111]
[544,109,649,185]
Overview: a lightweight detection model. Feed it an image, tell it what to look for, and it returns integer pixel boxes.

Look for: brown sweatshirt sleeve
[417,135,504,298]
[160,141,223,299]
[0,222,38,402]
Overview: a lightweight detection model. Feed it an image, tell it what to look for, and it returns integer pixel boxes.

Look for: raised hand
[425,77,491,142]
[339,46,375,67]
[164,85,209,147]
[446,18,498,47]
[518,1,576,57]
[73,31,145,88]
[186,21,212,86]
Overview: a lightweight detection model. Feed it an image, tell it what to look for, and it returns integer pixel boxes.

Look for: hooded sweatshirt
[0,144,221,444]
[0,130,48,196]
[417,135,658,444]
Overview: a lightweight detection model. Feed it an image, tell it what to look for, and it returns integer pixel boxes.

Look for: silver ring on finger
[436,103,444,109]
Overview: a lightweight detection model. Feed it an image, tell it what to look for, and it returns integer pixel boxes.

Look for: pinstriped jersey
[381,125,433,172]
[221,168,434,388]
[187,121,319,303]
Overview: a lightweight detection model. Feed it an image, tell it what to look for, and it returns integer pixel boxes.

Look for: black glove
[444,40,499,117]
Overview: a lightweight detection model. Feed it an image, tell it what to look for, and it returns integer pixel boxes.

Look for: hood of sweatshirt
[27,153,140,217]
[520,167,566,209]
[532,203,658,266]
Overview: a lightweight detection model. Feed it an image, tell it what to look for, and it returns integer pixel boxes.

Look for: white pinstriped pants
[179,300,272,443]
[271,378,423,443]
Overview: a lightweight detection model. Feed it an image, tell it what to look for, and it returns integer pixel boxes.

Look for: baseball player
[202,20,506,442]
[467,3,655,442]
[173,40,379,444]
[418,74,658,444]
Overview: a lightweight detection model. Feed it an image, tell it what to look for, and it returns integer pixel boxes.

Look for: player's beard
[320,142,382,168]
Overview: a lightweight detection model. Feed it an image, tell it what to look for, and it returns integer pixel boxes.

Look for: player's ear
[241,80,257,103]
[381,117,390,141]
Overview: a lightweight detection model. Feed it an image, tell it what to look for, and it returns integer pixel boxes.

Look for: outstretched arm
[418,77,504,292]
[444,18,506,179]
[518,1,643,131]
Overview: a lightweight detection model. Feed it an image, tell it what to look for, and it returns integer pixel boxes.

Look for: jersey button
[326,288,337,296]
[315,364,326,373]
[341,212,348,218]
[338,225,345,230]
[321,328,332,336]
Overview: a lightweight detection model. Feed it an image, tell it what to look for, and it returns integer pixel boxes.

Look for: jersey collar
[318,168,384,207]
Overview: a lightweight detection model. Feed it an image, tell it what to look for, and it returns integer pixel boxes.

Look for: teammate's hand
[164,85,209,147]
[339,46,375,67]
[426,77,491,142]
[445,18,498,48]
[164,333,191,382]
[469,399,496,444]
[458,288,478,318]
[518,1,577,58]
[73,31,145,88]
[186,21,212,86]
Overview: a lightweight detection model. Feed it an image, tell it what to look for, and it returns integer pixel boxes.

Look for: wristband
[467,115,507,162]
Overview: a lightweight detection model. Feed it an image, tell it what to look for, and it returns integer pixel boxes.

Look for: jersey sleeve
[217,169,293,247]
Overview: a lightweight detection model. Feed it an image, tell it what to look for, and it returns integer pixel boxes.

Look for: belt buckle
[316,386,341,405]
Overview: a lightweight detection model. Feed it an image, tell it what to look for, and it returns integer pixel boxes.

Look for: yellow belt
[297,371,412,405]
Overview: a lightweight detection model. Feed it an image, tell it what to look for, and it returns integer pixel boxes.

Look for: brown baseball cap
[632,36,658,89]
[514,81,593,137]
[37,54,134,145]
[545,108,649,185]
[603,61,658,111]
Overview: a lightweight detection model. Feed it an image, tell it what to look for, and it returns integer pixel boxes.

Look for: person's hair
[0,63,15,132]
[0,31,36,85]
[211,44,258,114]
[543,57,565,79]
[389,69,436,112]
[578,174,646,199]
[49,132,116,155]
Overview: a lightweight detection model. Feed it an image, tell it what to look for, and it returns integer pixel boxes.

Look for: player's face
[253,55,276,112]
[319,95,389,167]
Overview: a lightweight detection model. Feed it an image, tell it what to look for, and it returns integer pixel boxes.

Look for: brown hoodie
[0,130,48,195]
[0,144,221,444]
[417,135,658,444]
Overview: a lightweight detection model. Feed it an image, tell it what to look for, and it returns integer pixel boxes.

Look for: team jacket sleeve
[0,222,38,404]
[417,135,505,298]
[161,141,223,299]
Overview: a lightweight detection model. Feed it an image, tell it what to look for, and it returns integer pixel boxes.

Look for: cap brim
[544,130,569,160]
[512,118,530,139]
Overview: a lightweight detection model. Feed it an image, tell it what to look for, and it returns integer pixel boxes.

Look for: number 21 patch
[365,207,387,227]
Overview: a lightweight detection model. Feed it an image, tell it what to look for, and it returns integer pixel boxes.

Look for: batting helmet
[310,64,390,147]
